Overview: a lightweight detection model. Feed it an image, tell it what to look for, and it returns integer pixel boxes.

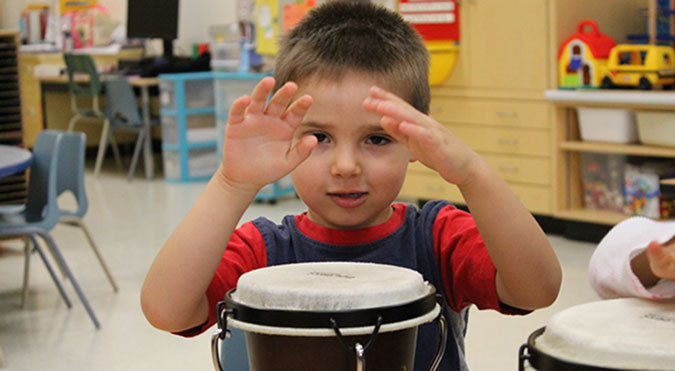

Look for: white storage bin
[163,147,220,180]
[214,78,261,117]
[161,114,217,144]
[577,107,638,143]
[635,111,675,148]
[160,78,215,110]
[211,42,240,72]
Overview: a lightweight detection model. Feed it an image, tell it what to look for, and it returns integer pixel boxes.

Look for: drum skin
[522,328,623,371]
[246,327,418,371]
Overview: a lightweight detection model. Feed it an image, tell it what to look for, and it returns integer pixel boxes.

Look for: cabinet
[546,89,675,224]
[159,72,219,182]
[401,0,645,217]
[0,30,27,205]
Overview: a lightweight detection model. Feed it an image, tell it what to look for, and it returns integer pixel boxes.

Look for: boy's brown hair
[274,1,430,114]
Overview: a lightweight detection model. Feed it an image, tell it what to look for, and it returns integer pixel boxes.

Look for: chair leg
[38,232,100,329]
[21,237,30,308]
[127,130,145,182]
[108,132,124,173]
[94,119,112,177]
[28,235,72,309]
[67,113,81,132]
[69,219,119,292]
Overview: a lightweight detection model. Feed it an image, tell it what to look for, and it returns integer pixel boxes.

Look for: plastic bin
[162,147,220,181]
[159,74,215,110]
[577,108,638,143]
[210,42,241,72]
[162,114,217,145]
[635,111,675,148]
[581,153,627,213]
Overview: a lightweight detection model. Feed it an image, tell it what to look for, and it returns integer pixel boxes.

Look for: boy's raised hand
[646,239,675,280]
[363,86,479,186]
[221,77,317,192]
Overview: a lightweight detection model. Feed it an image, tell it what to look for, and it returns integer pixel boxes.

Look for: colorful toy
[625,162,675,218]
[601,44,675,90]
[558,20,616,89]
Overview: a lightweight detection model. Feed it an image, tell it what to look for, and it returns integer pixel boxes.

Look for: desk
[38,75,158,179]
[0,145,32,178]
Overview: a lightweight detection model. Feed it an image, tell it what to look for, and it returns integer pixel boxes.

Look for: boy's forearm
[457,160,562,310]
[141,171,258,332]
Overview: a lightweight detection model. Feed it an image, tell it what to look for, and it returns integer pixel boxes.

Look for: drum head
[226,262,440,336]
[534,298,675,370]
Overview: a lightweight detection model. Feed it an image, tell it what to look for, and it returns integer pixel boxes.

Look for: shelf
[559,141,675,158]
[554,209,632,225]
[545,89,675,109]
[160,107,215,116]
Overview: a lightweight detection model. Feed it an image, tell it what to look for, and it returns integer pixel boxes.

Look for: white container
[577,107,638,143]
[161,114,217,145]
[162,147,220,180]
[160,78,215,110]
[635,111,675,148]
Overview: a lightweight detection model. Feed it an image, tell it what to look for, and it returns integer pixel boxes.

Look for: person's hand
[363,86,481,186]
[219,77,317,193]
[646,239,675,281]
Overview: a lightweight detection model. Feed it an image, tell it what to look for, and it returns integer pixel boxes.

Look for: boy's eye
[366,135,391,145]
[312,132,329,143]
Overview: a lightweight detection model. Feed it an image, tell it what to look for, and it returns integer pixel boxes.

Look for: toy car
[601,44,675,90]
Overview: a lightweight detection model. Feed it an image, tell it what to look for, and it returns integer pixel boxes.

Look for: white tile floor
[0,163,601,371]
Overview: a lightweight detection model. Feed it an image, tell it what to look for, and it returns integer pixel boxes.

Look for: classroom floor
[0,160,601,371]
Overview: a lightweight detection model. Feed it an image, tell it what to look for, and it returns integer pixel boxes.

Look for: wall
[0,0,237,54]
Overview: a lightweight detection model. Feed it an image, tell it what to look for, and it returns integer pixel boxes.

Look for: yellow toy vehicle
[601,44,675,90]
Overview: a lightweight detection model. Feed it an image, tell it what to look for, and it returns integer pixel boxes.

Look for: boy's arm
[364,87,561,310]
[141,78,316,332]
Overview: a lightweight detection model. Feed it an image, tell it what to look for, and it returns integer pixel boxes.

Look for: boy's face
[290,72,413,229]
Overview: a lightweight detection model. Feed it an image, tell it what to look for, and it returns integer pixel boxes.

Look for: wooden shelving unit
[547,89,675,225]
[0,30,27,205]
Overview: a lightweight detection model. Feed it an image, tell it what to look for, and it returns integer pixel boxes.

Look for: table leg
[140,85,154,179]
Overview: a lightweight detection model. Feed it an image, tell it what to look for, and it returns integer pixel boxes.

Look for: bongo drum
[519,298,675,371]
[211,262,447,371]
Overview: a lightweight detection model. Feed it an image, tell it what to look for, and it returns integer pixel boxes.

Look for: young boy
[141,2,562,370]
[589,217,675,300]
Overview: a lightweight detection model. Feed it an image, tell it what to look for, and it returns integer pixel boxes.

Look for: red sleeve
[433,205,527,315]
[174,221,267,337]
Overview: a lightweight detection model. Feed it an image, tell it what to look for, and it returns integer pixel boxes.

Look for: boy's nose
[330,146,362,177]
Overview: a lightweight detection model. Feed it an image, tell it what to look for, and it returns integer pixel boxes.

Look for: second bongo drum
[519,298,675,370]
[212,262,447,371]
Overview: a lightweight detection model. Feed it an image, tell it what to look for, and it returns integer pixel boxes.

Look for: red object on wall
[398,0,459,41]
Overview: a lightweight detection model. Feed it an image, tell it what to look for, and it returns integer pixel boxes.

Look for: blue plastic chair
[0,130,101,328]
[53,131,118,292]
[101,76,154,181]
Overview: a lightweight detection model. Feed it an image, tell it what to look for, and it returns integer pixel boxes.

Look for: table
[0,145,32,178]
[38,75,159,179]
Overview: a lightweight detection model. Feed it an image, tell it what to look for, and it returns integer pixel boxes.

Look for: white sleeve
[588,217,675,300]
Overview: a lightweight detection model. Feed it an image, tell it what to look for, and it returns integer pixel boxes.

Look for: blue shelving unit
[212,72,295,202]
[159,72,219,183]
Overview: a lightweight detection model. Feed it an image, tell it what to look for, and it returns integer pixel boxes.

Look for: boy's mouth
[327,192,368,208]
[327,192,367,198]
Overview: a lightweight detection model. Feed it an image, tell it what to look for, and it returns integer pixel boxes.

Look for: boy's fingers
[228,95,251,125]
[364,96,429,129]
[282,95,313,128]
[266,82,298,117]
[287,135,318,166]
[380,116,409,145]
[246,77,275,114]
